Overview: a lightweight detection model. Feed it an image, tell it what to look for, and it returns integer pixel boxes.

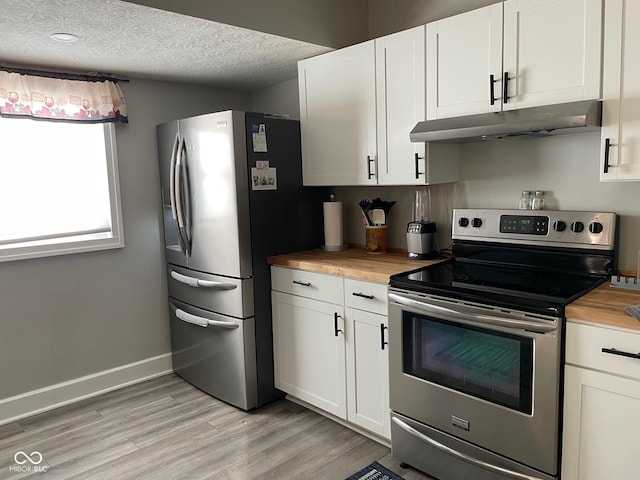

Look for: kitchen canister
[322,196,347,251]
[365,225,388,254]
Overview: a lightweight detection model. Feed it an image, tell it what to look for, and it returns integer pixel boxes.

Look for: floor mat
[345,461,406,480]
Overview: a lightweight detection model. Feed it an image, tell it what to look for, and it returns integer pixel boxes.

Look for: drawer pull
[352,292,375,300]
[292,280,312,287]
[601,347,640,360]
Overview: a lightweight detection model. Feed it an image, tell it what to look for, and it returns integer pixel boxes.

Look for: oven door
[388,289,561,477]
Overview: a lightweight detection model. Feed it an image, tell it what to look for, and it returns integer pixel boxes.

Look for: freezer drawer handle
[175,308,239,329]
[391,417,545,480]
[170,271,237,290]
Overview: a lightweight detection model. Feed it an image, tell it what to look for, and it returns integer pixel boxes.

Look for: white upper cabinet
[376,27,425,184]
[426,3,503,119]
[299,27,458,186]
[299,41,377,186]
[427,0,602,120]
[503,0,602,110]
[599,0,640,181]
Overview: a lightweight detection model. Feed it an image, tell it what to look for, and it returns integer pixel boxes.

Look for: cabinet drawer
[271,266,343,305]
[566,322,640,381]
[344,278,388,315]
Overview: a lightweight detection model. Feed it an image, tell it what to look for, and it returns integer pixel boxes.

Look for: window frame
[0,121,125,262]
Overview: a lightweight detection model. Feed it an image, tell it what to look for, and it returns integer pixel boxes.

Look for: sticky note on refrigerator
[252,123,267,152]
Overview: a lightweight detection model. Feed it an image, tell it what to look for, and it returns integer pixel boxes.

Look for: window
[0,117,124,262]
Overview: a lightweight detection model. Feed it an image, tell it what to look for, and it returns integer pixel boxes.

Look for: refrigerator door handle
[168,133,180,221]
[170,270,238,290]
[174,307,240,329]
[174,134,191,255]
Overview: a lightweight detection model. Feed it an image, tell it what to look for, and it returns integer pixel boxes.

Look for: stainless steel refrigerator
[157,110,326,410]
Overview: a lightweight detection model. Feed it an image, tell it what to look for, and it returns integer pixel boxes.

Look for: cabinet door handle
[352,292,375,300]
[602,347,640,360]
[489,74,498,105]
[334,312,343,337]
[292,280,312,287]
[367,155,375,180]
[603,138,614,174]
[380,323,388,350]
[503,72,511,104]
[414,153,424,179]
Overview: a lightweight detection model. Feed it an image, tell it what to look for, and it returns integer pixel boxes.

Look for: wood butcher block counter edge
[566,282,640,332]
[267,247,448,284]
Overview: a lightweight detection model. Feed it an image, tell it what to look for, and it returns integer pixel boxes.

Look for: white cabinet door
[562,365,640,480]
[502,0,602,110]
[427,0,601,119]
[376,26,427,185]
[600,0,640,181]
[298,41,377,186]
[345,308,390,439]
[426,3,503,120]
[272,291,346,418]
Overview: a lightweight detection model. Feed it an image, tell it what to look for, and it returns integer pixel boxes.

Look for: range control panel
[452,209,616,250]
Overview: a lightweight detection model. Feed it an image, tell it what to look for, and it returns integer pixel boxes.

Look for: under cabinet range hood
[410,99,602,143]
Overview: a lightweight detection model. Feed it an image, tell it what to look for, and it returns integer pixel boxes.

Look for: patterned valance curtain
[0,70,128,123]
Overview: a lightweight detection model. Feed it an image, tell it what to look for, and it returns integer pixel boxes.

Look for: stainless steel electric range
[388,209,617,480]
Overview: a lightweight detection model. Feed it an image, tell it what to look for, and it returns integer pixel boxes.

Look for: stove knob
[471,218,483,228]
[458,217,469,227]
[571,221,584,233]
[553,220,567,232]
[589,221,604,234]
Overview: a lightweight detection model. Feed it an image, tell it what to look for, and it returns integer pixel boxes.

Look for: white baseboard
[0,353,173,426]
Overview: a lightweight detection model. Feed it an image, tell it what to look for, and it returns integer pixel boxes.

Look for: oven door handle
[391,417,547,480]
[388,293,557,334]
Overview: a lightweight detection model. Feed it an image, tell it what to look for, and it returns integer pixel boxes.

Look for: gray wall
[0,79,251,400]
[252,78,301,120]
[125,0,369,49]
[368,0,498,38]
[334,133,640,272]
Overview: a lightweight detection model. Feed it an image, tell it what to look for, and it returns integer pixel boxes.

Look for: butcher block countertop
[566,281,640,332]
[267,247,448,284]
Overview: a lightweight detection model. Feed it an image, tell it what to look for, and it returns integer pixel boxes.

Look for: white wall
[0,78,251,401]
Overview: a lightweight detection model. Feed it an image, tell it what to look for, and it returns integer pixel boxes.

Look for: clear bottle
[519,191,532,210]
[531,190,545,210]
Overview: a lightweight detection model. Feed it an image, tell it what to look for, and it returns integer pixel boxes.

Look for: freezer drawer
[167,264,254,318]
[169,299,257,410]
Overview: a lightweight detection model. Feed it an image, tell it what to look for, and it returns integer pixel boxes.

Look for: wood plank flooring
[0,374,433,479]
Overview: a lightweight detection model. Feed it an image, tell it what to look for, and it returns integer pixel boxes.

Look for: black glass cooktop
[390,259,606,316]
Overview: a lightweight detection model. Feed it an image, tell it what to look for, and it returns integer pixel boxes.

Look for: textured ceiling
[0,0,333,90]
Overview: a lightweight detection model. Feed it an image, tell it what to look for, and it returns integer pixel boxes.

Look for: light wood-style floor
[0,374,433,479]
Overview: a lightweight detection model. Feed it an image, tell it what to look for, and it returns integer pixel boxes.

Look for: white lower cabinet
[271,266,390,440]
[272,291,346,418]
[562,322,640,479]
[345,307,389,438]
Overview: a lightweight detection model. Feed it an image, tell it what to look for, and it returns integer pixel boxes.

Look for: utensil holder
[365,225,388,254]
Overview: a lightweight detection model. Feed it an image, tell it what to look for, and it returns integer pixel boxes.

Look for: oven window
[402,311,533,414]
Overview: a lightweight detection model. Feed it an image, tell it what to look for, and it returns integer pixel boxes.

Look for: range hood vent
[410,100,602,143]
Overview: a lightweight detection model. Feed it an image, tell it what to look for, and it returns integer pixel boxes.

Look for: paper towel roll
[322,201,346,251]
